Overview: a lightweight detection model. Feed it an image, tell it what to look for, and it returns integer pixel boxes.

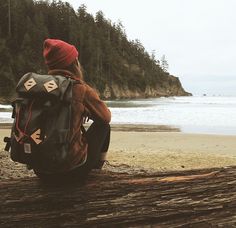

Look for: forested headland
[0,0,191,101]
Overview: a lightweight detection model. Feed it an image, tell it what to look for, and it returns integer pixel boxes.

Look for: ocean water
[107,96,236,135]
[1,96,236,135]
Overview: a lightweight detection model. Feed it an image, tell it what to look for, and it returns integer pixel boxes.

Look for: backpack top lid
[16,72,73,102]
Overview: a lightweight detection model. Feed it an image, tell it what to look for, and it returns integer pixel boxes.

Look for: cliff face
[98,74,191,99]
[95,62,191,99]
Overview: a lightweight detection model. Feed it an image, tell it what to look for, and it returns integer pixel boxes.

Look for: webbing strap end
[4,137,11,152]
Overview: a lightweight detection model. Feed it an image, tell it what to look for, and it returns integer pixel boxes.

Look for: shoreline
[1,125,236,179]
[1,122,236,136]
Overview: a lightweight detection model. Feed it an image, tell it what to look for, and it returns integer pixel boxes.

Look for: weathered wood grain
[1,166,236,227]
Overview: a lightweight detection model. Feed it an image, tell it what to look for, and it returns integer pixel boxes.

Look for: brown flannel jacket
[48,70,111,171]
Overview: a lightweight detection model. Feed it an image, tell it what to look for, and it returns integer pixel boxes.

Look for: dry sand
[108,131,236,172]
[1,127,236,179]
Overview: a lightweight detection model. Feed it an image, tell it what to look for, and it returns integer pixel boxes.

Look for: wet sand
[1,126,236,179]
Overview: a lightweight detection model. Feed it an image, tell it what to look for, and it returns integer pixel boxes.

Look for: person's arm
[84,86,111,124]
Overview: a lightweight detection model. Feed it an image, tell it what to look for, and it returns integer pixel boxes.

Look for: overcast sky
[63,0,236,96]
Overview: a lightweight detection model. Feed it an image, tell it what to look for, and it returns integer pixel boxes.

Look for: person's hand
[83,116,90,124]
[83,107,91,123]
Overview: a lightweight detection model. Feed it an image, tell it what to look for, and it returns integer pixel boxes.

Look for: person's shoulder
[72,78,100,98]
[72,80,97,99]
[85,84,100,98]
[78,82,96,94]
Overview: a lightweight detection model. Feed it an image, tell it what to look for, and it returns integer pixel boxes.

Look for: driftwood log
[1,166,236,227]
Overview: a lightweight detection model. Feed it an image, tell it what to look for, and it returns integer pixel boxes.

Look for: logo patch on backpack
[24,78,37,91]
[44,80,58,92]
[31,129,42,144]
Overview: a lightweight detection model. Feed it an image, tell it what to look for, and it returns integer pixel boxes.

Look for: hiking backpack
[4,72,79,173]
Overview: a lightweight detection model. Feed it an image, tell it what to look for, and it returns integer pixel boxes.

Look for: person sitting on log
[35,39,111,181]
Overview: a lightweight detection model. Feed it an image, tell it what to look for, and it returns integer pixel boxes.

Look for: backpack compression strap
[4,99,36,152]
[14,100,35,143]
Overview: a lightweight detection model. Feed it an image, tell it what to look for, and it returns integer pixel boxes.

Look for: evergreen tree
[160,55,169,72]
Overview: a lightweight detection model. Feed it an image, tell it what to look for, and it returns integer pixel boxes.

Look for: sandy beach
[1,126,236,179]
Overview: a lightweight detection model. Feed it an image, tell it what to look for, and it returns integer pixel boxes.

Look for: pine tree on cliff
[161,55,169,73]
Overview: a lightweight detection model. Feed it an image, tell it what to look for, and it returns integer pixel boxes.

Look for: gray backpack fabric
[6,72,77,173]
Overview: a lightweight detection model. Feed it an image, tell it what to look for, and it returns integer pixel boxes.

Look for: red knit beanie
[43,39,79,69]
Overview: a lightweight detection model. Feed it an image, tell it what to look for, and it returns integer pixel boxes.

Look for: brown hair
[66,58,84,80]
